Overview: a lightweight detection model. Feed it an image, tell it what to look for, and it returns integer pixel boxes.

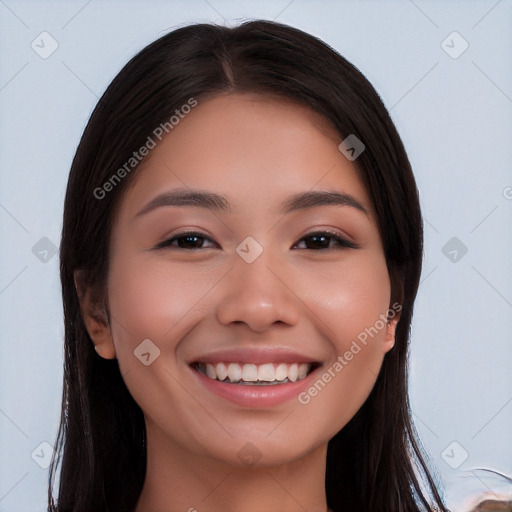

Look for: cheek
[105,253,229,441]
[305,250,391,343]
[107,254,222,358]
[295,252,392,423]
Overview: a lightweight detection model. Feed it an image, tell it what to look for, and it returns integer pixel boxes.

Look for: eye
[153,231,218,250]
[154,230,358,252]
[292,231,358,251]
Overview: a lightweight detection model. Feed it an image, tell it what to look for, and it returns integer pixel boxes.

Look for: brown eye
[154,232,218,250]
[293,231,358,251]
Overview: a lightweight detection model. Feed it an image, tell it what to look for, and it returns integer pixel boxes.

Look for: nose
[216,250,301,333]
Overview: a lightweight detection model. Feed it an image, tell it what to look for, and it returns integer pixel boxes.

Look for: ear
[383,308,401,353]
[74,270,116,359]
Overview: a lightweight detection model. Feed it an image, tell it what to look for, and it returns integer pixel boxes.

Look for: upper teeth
[197,362,311,384]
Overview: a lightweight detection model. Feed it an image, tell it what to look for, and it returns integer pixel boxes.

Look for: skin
[78,93,399,512]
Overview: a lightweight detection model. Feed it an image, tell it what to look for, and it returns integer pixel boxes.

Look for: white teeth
[216,362,228,381]
[206,364,216,379]
[227,363,242,383]
[257,363,275,382]
[241,364,258,382]
[288,363,298,382]
[200,362,313,384]
[275,363,288,381]
[298,363,309,379]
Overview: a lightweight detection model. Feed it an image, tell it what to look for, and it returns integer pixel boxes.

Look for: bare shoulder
[469,498,512,511]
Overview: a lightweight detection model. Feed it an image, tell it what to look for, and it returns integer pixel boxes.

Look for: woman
[49,20,449,512]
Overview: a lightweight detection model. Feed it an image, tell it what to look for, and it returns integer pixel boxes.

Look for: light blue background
[1,1,511,511]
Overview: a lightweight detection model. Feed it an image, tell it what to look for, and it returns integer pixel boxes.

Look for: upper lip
[189,348,321,365]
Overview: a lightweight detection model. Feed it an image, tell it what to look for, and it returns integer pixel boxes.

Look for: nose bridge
[215,238,300,331]
[233,233,276,281]
[235,243,280,292]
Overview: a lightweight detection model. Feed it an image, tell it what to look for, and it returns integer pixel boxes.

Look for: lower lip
[190,364,321,407]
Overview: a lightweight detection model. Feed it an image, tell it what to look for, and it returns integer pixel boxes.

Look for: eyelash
[154,230,359,252]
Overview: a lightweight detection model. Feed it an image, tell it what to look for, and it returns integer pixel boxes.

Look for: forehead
[118,93,373,218]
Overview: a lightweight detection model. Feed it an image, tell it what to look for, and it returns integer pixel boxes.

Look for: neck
[135,419,330,512]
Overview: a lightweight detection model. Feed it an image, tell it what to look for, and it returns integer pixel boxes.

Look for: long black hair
[49,20,448,512]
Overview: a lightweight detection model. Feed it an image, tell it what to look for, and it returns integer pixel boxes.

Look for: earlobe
[384,315,400,353]
[73,270,117,360]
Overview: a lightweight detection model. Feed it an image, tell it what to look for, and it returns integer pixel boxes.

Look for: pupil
[180,236,202,248]
[309,235,328,249]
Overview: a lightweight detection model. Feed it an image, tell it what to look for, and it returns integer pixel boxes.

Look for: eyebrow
[134,189,368,218]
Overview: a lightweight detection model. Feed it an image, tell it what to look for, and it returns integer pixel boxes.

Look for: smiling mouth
[192,361,320,385]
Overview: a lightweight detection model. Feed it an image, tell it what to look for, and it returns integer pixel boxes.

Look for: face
[91,93,398,468]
